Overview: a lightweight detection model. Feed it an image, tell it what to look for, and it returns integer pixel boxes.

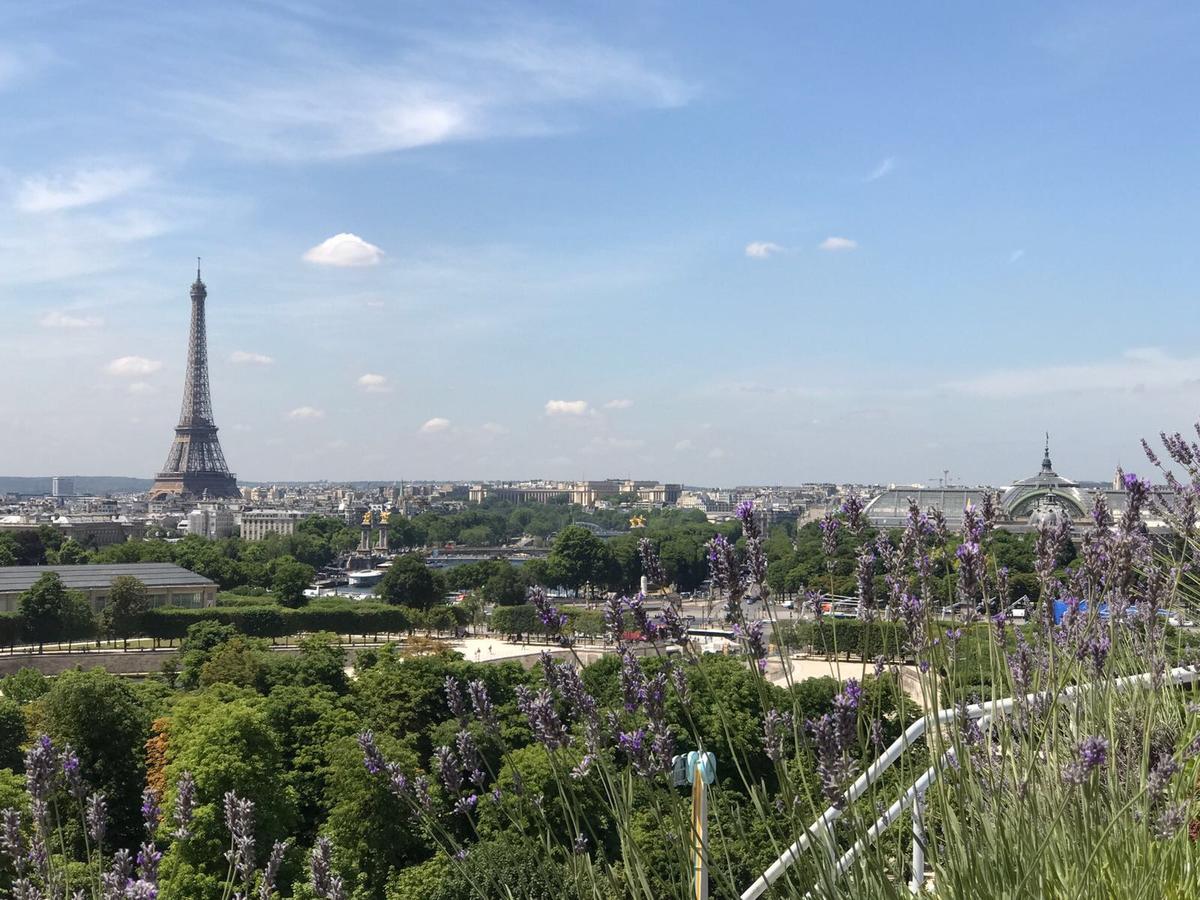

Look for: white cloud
[127,382,156,395]
[745,241,784,259]
[231,350,274,365]
[39,310,103,329]
[819,237,858,252]
[105,356,162,377]
[674,439,694,452]
[1009,249,1026,263]
[170,26,692,161]
[15,166,153,213]
[545,399,590,416]
[946,348,1200,399]
[482,422,509,435]
[420,417,451,434]
[357,373,390,392]
[604,398,633,409]
[865,157,895,182]
[288,406,325,420]
[303,233,384,267]
[708,447,726,460]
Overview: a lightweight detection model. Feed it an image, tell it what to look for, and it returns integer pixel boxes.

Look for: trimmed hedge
[489,604,606,639]
[774,619,911,661]
[136,603,415,643]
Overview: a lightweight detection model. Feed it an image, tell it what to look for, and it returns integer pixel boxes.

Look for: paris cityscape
[2,3,1200,900]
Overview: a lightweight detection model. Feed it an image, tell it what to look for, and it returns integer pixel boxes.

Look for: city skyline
[3,2,1200,485]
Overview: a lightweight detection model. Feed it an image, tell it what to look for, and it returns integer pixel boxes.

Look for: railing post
[909,788,925,894]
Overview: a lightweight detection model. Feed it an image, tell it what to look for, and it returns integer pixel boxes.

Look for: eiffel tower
[149,262,240,501]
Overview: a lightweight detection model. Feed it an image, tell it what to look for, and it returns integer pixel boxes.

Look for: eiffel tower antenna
[149,263,239,501]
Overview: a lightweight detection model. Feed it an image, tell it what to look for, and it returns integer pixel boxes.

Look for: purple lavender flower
[359,731,386,775]
[638,538,667,589]
[706,534,741,603]
[619,650,646,713]
[456,730,485,788]
[618,729,656,777]
[626,593,657,641]
[85,792,107,847]
[529,587,572,647]
[173,771,197,841]
[515,686,570,750]
[453,794,478,816]
[140,787,161,836]
[433,745,463,795]
[1063,735,1108,785]
[310,836,347,900]
[223,791,256,887]
[259,839,288,900]
[806,679,863,802]
[854,547,876,618]
[840,495,866,534]
[444,675,468,725]
[762,709,793,762]
[0,809,26,876]
[467,679,499,735]
[603,595,626,643]
[24,735,58,803]
[136,840,162,884]
[735,620,768,673]
[61,746,85,800]
[818,514,841,560]
[572,832,589,855]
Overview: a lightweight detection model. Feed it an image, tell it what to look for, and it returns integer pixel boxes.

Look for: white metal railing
[740,664,1200,900]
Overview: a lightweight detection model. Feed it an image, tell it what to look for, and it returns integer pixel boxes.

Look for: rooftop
[0,563,214,594]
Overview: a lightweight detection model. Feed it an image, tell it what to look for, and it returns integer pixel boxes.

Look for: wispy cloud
[303,232,384,267]
[946,348,1200,398]
[604,398,633,409]
[674,439,694,452]
[745,241,784,259]
[865,157,895,182]
[15,166,153,213]
[819,236,858,252]
[1009,249,1025,263]
[481,422,508,435]
[545,399,590,416]
[420,416,451,433]
[40,310,103,329]
[288,406,325,420]
[105,356,162,377]
[357,373,390,392]
[168,23,693,160]
[231,350,274,365]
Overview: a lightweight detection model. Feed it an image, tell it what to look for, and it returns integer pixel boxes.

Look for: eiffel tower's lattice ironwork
[149,263,240,501]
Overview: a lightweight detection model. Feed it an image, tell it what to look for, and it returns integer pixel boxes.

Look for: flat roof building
[0,563,217,613]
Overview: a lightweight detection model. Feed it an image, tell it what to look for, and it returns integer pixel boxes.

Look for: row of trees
[0,615,900,898]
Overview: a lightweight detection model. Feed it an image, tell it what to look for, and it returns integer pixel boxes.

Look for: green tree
[270,555,315,608]
[377,554,439,610]
[0,698,27,771]
[482,564,526,606]
[0,668,49,705]
[323,733,431,899]
[55,540,91,565]
[40,668,152,849]
[158,692,298,899]
[547,526,611,596]
[18,572,93,650]
[101,575,151,648]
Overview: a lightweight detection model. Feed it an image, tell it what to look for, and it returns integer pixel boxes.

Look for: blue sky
[2,1,1199,486]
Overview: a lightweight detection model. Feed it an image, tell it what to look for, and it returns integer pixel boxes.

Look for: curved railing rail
[740,664,1200,900]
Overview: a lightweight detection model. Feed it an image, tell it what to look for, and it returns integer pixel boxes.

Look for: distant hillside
[0,476,154,496]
